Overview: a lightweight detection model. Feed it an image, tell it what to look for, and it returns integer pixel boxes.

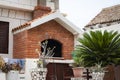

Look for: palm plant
[73,30,120,67]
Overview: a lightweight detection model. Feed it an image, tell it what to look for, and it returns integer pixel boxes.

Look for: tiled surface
[0,8,32,20]
[31,68,47,80]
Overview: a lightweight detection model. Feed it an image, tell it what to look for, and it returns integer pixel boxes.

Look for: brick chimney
[33,5,52,19]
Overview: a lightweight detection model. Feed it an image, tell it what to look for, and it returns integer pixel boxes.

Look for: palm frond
[73,30,120,67]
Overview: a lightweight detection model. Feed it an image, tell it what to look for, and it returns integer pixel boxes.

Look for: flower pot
[103,65,115,80]
[6,70,19,80]
[92,72,105,80]
[31,68,47,80]
[72,67,84,77]
[0,72,6,80]
[115,65,120,80]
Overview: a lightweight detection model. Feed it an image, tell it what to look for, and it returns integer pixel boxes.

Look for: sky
[59,0,120,30]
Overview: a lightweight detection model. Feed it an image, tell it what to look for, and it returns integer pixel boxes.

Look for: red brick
[13,20,74,59]
[33,5,51,19]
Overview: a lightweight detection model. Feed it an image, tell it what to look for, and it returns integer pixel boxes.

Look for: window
[0,21,9,54]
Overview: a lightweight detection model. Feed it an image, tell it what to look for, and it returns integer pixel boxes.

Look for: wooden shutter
[0,21,9,54]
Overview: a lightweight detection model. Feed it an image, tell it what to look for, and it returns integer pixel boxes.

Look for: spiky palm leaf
[73,30,120,67]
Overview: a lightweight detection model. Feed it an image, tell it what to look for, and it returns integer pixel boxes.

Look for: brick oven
[12,5,80,60]
[12,5,81,80]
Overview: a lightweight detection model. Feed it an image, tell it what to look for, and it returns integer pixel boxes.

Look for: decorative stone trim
[71,77,84,80]
[91,72,105,80]
[31,68,47,80]
[0,8,32,20]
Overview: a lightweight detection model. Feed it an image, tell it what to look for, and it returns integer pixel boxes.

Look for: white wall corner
[16,11,25,19]
[0,8,2,16]
[9,10,16,18]
[2,9,9,17]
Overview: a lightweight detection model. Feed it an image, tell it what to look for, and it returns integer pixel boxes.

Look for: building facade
[83,4,120,80]
[0,0,81,59]
[0,0,35,58]
[84,4,120,32]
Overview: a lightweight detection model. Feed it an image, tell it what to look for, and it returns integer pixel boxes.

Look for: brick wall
[33,6,51,19]
[13,31,28,58]
[13,20,74,59]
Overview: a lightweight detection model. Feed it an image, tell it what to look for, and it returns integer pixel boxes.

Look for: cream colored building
[0,0,82,58]
[0,0,60,58]
[84,4,120,32]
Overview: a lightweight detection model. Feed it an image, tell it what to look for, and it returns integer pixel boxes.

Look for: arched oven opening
[41,39,62,57]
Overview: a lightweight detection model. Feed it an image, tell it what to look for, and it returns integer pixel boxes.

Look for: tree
[73,30,120,67]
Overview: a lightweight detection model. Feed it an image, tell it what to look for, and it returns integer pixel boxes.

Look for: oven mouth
[41,39,62,57]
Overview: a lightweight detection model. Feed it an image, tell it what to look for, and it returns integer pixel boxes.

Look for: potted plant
[0,57,21,80]
[6,63,21,80]
[72,30,120,80]
[35,40,56,68]
[0,56,5,71]
[0,56,6,80]
[1,60,22,80]
[89,63,106,80]
[31,40,55,80]
[71,51,85,78]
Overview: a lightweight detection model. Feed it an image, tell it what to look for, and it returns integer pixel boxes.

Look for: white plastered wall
[75,24,120,50]
[0,0,37,11]
[0,8,32,58]
[86,24,120,33]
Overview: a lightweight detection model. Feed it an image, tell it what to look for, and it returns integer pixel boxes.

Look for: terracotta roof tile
[85,4,120,27]
[12,11,55,32]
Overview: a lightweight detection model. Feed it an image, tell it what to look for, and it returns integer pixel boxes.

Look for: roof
[85,4,120,27]
[12,10,81,35]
